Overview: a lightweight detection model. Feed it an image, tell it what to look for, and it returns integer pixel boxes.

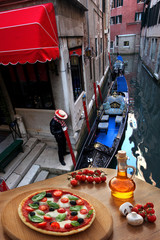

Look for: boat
[75,74,129,170]
[112,55,125,80]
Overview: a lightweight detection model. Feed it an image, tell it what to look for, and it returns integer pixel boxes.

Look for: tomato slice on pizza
[18,189,96,236]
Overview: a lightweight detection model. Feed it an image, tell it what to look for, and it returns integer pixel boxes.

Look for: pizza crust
[18,190,96,236]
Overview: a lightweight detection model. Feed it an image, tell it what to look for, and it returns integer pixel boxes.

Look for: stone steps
[2,137,75,190]
[6,140,46,189]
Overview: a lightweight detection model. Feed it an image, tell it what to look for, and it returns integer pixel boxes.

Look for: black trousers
[55,133,66,162]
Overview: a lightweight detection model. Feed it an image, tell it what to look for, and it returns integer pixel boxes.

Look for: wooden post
[63,127,76,167]
[93,82,98,109]
[97,83,103,103]
[82,94,90,133]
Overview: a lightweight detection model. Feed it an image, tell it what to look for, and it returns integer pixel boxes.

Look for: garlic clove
[126,212,144,226]
[119,202,133,216]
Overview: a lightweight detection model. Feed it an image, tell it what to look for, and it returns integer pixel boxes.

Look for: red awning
[0,3,59,65]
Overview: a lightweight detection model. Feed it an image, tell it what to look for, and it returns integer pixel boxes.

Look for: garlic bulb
[126,212,144,226]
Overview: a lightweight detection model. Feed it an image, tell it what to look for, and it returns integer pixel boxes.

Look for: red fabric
[0,3,59,65]
[69,48,82,57]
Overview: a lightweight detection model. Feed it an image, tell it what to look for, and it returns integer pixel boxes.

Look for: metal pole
[82,93,90,133]
[63,127,76,167]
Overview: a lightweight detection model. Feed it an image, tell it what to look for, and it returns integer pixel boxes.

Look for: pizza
[18,189,96,236]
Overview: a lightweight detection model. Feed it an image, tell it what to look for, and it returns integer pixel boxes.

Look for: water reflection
[120,55,160,188]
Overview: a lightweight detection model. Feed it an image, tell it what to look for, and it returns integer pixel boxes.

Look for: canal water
[110,54,160,188]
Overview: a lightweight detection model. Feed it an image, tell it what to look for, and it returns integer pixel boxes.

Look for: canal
[110,54,160,188]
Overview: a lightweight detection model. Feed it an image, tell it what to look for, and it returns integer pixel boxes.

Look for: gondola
[75,74,129,170]
[111,55,125,80]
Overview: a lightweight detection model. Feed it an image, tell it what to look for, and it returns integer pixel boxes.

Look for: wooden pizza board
[1,188,113,240]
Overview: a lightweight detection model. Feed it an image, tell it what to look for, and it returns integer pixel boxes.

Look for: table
[1,168,160,240]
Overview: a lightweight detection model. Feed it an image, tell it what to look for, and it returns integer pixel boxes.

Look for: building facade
[110,0,144,54]
[0,0,111,157]
[140,0,160,82]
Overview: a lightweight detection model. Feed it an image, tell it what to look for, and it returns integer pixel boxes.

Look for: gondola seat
[103,95,125,115]
[98,122,109,133]
[115,115,123,125]
[101,115,109,122]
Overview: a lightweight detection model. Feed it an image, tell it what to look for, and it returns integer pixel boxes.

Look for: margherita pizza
[18,189,96,236]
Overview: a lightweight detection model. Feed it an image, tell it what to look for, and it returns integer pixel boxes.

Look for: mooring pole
[82,93,90,133]
[93,82,98,109]
[108,52,112,71]
[63,127,76,167]
[97,83,103,103]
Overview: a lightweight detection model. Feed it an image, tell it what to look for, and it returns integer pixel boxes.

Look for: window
[95,38,98,57]
[135,12,142,21]
[110,41,114,49]
[111,16,116,24]
[137,0,144,3]
[112,0,115,8]
[124,41,129,47]
[1,62,54,109]
[145,38,148,56]
[117,0,123,7]
[152,38,157,60]
[116,15,122,24]
[100,37,103,53]
[155,44,160,74]
[70,56,84,102]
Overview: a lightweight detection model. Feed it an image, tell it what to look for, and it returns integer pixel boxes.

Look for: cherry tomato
[71,215,78,221]
[76,199,84,205]
[53,190,63,197]
[134,204,143,211]
[80,209,88,215]
[82,169,89,175]
[138,210,146,218]
[71,172,77,178]
[94,177,101,183]
[77,171,83,175]
[94,169,101,176]
[39,205,48,211]
[131,207,139,213]
[81,175,86,182]
[25,206,34,212]
[61,197,69,203]
[37,222,47,228]
[57,207,66,213]
[51,222,60,229]
[65,223,72,229]
[147,214,156,223]
[70,179,78,186]
[144,202,154,209]
[44,215,52,221]
[146,208,155,214]
[87,176,94,183]
[88,170,94,175]
[100,175,107,182]
[75,175,82,181]
[41,197,47,202]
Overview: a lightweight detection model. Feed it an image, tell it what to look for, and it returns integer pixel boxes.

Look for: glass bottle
[109,150,136,199]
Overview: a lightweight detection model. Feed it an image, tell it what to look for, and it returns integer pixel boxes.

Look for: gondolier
[50,109,68,166]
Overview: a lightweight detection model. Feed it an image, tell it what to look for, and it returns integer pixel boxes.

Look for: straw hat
[55,109,68,120]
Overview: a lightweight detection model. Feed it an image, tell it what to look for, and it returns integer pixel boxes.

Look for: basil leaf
[70,205,82,211]
[32,192,46,202]
[68,195,79,200]
[71,221,80,227]
[87,209,93,218]
[36,210,45,216]
[55,213,66,222]
[28,214,43,223]
[47,201,59,209]
[28,203,39,209]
